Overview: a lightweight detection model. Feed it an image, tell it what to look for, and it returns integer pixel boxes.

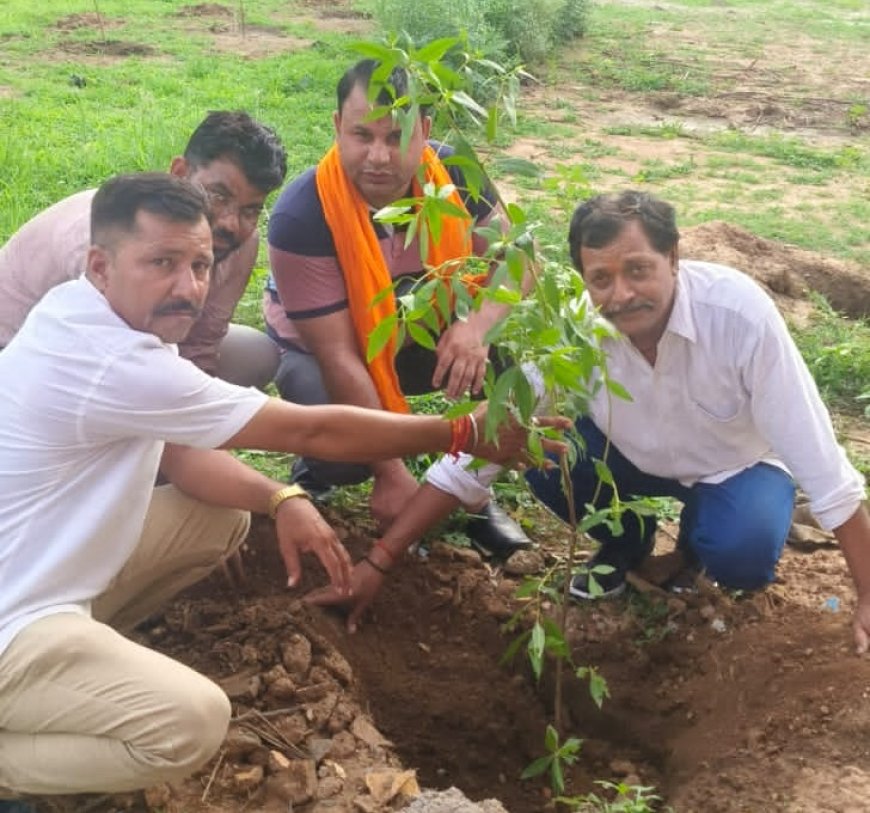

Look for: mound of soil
[58,40,155,58]
[681,222,870,320]
[40,496,868,813]
[53,13,125,32]
[173,3,233,18]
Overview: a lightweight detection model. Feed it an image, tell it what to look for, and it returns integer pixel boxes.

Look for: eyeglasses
[203,187,264,228]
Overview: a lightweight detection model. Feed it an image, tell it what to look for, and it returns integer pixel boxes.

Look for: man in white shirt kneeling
[525,190,870,652]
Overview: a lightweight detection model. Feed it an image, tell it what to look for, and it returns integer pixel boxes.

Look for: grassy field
[1,0,867,466]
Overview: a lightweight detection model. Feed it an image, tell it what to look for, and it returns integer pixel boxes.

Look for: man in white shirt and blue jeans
[526,190,870,652]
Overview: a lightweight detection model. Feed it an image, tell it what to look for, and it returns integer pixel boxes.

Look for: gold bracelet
[268,484,310,519]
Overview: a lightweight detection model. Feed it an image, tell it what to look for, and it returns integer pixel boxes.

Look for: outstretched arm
[223,399,567,469]
[834,504,870,654]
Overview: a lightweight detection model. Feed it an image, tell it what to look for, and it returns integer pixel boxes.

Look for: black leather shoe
[288,458,336,503]
[465,502,532,561]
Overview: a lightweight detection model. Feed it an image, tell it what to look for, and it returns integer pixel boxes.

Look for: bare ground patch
[53,13,126,33]
[57,40,156,58]
[173,3,234,18]
[207,26,314,58]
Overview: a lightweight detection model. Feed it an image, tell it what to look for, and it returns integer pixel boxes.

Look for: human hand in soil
[304,557,385,633]
[275,497,352,594]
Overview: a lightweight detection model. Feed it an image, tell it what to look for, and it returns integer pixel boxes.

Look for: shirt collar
[664,268,696,343]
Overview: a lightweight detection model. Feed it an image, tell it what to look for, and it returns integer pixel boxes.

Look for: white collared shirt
[588,260,865,530]
[425,260,864,531]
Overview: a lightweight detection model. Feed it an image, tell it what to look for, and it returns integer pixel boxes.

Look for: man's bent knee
[142,677,230,782]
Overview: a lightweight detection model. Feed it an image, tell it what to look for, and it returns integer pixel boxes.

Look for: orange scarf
[316,143,474,413]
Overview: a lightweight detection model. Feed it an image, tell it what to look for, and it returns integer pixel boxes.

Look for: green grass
[0,1,359,240]
[1,0,867,479]
[791,294,870,416]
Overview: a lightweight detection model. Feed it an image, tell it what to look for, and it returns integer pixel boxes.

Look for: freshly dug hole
[140,510,870,813]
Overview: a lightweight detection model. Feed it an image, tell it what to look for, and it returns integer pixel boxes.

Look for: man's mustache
[603,301,655,319]
[152,300,203,319]
[212,228,241,251]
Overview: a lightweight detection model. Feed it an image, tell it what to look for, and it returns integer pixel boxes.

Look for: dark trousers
[275,341,503,486]
[525,418,796,590]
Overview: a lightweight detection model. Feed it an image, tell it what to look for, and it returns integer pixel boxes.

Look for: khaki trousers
[0,485,250,795]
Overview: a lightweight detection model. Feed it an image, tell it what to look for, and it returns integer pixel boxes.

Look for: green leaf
[366,315,397,362]
[488,287,523,306]
[528,620,545,681]
[407,321,436,350]
[494,157,543,178]
[486,105,498,142]
[544,723,559,752]
[376,204,414,221]
[453,90,487,118]
[351,41,395,61]
[593,459,615,487]
[500,629,531,666]
[506,202,527,225]
[588,670,610,708]
[520,755,552,780]
[550,758,565,794]
[606,378,634,401]
[414,36,459,63]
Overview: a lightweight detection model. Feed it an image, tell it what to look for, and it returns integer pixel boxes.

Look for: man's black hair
[336,59,413,114]
[568,190,680,274]
[91,172,209,248]
[183,111,287,193]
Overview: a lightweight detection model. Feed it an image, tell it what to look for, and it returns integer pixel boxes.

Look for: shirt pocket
[689,395,742,423]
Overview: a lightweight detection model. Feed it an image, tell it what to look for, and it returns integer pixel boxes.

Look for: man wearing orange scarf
[264,59,530,560]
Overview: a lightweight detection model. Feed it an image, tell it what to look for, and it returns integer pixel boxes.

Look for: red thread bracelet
[372,540,397,567]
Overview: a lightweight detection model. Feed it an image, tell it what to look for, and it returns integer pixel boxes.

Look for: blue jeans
[525,418,796,590]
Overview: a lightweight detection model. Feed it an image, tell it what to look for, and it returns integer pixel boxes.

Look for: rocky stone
[296,682,332,703]
[318,649,354,685]
[218,666,262,700]
[308,736,333,764]
[143,783,171,809]
[233,764,264,792]
[404,786,509,812]
[503,547,545,576]
[316,776,343,799]
[352,715,392,749]
[326,700,355,734]
[272,712,309,745]
[224,725,263,758]
[328,730,357,759]
[264,759,318,806]
[268,749,292,773]
[262,663,290,684]
[281,634,313,678]
[269,675,298,701]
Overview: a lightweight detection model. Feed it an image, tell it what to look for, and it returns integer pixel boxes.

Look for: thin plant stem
[238,0,247,38]
[555,450,578,733]
[554,389,615,734]
[92,0,107,44]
